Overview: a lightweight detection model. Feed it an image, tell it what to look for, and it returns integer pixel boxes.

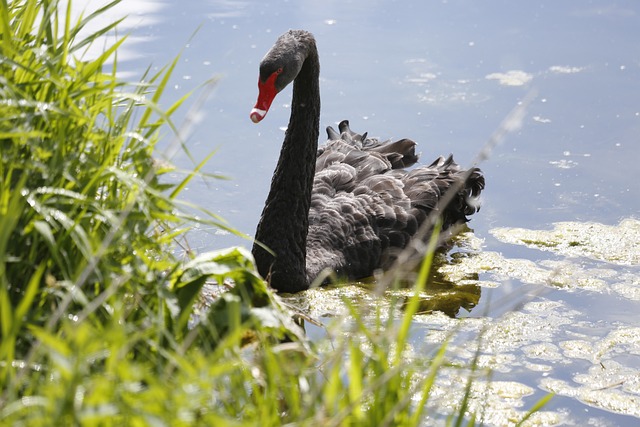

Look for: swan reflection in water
[282,236,482,322]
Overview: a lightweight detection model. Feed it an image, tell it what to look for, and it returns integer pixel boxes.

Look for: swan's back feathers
[306,120,485,283]
[319,120,419,170]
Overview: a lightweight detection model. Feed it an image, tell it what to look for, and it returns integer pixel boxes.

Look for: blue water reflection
[101,1,640,424]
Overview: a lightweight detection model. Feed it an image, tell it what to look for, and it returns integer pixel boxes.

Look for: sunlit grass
[0,0,550,425]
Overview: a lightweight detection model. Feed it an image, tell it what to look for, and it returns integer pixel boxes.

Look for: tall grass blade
[395,222,441,365]
[169,149,217,200]
[515,393,554,426]
[348,340,364,421]
[0,0,15,55]
[409,341,448,426]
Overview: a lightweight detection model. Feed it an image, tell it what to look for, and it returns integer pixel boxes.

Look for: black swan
[249,30,484,293]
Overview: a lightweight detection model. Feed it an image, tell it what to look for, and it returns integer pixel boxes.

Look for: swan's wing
[307,121,485,283]
[316,140,391,180]
[306,163,414,282]
[363,138,419,168]
[320,120,419,169]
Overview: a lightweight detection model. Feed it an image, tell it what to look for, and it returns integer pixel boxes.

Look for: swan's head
[250,31,308,123]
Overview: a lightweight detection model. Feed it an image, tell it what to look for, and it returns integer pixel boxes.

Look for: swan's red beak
[250,71,279,123]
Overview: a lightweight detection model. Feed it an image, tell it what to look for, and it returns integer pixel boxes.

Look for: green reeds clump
[1,0,178,326]
[1,1,303,421]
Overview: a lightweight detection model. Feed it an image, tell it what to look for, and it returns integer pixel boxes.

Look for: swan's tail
[404,155,485,230]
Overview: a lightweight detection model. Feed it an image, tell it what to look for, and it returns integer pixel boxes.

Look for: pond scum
[0,1,551,425]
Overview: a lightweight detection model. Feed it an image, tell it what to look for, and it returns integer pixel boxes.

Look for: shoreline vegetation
[0,1,548,425]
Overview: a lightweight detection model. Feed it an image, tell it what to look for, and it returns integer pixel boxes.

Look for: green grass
[0,0,550,425]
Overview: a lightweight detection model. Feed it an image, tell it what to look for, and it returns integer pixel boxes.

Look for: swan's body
[250,30,484,293]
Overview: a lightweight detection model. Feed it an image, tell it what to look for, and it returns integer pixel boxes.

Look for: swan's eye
[276,67,283,74]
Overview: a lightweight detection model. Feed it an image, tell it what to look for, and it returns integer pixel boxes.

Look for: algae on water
[439,219,640,299]
[491,218,640,266]
[286,219,640,423]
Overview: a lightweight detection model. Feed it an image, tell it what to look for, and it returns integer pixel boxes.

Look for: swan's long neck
[252,44,320,292]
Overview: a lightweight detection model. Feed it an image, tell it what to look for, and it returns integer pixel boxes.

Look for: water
[89,1,640,424]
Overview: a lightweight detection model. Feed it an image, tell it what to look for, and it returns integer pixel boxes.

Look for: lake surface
[90,1,640,425]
